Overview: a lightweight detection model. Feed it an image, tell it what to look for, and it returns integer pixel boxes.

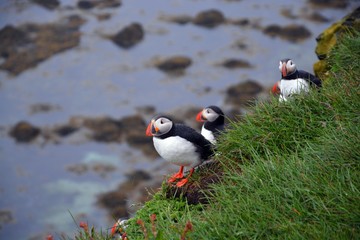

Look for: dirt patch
[263,24,312,42]
[110,23,144,49]
[0,15,85,75]
[165,161,223,204]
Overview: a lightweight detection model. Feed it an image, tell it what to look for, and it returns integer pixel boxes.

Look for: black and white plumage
[274,58,322,101]
[146,115,212,187]
[196,106,225,145]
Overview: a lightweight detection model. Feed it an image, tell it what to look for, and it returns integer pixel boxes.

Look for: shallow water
[0,0,357,239]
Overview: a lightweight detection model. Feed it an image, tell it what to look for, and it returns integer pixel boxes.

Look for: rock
[66,164,88,175]
[193,9,225,28]
[155,56,192,72]
[0,210,13,225]
[111,23,144,49]
[97,170,153,219]
[263,24,312,42]
[29,103,61,115]
[31,0,60,10]
[306,12,330,23]
[54,125,78,137]
[225,80,263,107]
[159,15,193,25]
[9,121,41,143]
[82,117,123,142]
[220,59,253,69]
[77,0,121,10]
[77,0,96,9]
[308,0,348,9]
[314,7,360,79]
[0,15,85,75]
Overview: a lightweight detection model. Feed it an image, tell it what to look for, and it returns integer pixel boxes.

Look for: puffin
[196,105,225,144]
[272,58,322,101]
[146,115,213,187]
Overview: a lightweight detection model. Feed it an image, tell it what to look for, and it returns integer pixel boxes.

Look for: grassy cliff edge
[122,30,360,240]
[72,30,360,240]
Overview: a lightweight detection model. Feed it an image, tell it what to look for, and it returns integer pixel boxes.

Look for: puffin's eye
[290,61,293,65]
[160,119,164,124]
[206,109,210,114]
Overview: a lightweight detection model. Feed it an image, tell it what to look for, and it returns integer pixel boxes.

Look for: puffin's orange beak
[196,110,205,122]
[146,120,159,136]
[271,81,280,95]
[146,122,153,136]
[281,63,287,77]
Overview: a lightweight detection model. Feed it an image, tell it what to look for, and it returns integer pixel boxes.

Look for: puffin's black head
[196,105,224,123]
[146,115,173,137]
[279,58,297,77]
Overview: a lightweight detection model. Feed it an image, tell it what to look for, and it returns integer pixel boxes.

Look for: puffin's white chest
[279,79,309,101]
[201,125,216,145]
[153,136,201,168]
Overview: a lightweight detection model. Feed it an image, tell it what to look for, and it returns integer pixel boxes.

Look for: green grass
[74,31,360,239]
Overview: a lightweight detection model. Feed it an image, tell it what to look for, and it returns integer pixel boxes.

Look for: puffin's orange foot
[168,173,184,183]
[176,178,189,187]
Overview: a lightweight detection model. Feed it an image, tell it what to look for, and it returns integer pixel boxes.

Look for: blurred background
[0,0,357,239]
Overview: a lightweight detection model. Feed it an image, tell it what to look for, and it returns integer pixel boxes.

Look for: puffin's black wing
[174,124,213,161]
[298,70,322,88]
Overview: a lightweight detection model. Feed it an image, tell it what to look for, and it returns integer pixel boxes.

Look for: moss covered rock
[314,7,360,79]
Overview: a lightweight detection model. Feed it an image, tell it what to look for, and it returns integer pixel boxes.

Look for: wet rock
[0,210,13,225]
[54,125,78,137]
[136,105,156,115]
[82,117,123,142]
[31,0,60,10]
[165,161,222,204]
[159,15,193,25]
[308,0,348,9]
[0,15,85,75]
[193,9,225,28]
[110,23,144,49]
[155,56,192,72]
[9,121,41,143]
[92,163,116,178]
[314,7,360,79]
[66,163,88,175]
[96,13,112,21]
[225,80,263,107]
[29,103,61,115]
[263,24,312,42]
[97,170,153,219]
[220,59,253,69]
[78,0,121,10]
[228,18,251,27]
[125,170,152,182]
[78,0,96,9]
[306,12,330,23]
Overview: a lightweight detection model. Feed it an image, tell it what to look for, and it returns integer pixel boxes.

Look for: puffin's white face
[147,116,173,137]
[202,107,219,122]
[279,59,296,77]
